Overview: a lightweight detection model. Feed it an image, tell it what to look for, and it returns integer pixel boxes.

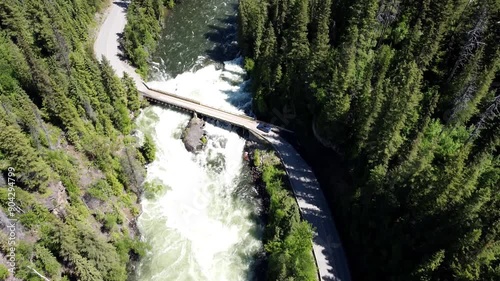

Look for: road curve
[93,1,351,281]
[94,0,145,91]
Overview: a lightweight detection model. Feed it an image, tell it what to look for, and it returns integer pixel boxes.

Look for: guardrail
[142,81,203,105]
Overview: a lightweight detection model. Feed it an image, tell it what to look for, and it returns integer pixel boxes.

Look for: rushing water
[134,0,263,280]
[151,0,239,78]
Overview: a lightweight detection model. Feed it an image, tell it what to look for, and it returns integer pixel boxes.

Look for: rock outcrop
[45,181,69,218]
[214,61,225,70]
[182,114,206,152]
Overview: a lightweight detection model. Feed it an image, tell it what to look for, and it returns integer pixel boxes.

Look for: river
[133,0,264,280]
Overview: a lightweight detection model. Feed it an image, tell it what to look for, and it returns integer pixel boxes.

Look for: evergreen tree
[140,134,156,164]
[0,1,146,280]
[122,73,141,114]
[240,0,500,279]
[309,0,331,74]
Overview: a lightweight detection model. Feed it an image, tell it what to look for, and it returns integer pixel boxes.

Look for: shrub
[88,179,113,201]
[166,0,175,9]
[0,264,8,280]
[140,135,156,164]
[103,213,120,232]
[253,149,261,167]
[143,180,166,200]
[244,57,255,73]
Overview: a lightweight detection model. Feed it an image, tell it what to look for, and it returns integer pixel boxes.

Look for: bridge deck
[143,88,254,126]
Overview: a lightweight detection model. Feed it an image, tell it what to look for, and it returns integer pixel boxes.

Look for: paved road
[94,0,145,90]
[93,2,351,280]
[264,135,351,281]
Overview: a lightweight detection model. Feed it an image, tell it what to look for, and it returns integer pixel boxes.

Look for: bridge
[94,1,351,280]
[140,83,282,137]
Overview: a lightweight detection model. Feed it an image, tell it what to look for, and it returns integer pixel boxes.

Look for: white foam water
[148,57,252,115]
[134,58,262,281]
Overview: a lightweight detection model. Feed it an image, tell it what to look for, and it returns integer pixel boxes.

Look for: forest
[0,0,154,280]
[239,0,500,280]
[122,0,178,77]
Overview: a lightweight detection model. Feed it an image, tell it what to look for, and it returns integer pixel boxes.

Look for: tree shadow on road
[113,1,129,10]
[269,133,352,281]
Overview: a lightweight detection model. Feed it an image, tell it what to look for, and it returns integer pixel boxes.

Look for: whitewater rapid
[149,57,252,115]
[134,57,262,281]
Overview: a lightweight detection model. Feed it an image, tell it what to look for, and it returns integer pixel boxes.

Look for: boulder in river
[182,113,206,152]
[214,61,225,70]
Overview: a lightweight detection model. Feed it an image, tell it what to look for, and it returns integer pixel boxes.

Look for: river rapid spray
[133,0,264,278]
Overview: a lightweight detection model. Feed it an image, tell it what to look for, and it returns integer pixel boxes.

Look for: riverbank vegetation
[240,0,499,280]
[253,149,317,281]
[0,0,148,280]
[123,0,179,77]
[140,134,156,163]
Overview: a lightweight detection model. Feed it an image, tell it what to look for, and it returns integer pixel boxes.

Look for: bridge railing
[142,81,202,105]
[141,80,294,134]
[142,81,254,117]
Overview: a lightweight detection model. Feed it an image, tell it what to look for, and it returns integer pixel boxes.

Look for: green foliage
[140,134,156,163]
[118,145,146,194]
[266,221,317,281]
[103,212,121,232]
[53,222,128,281]
[143,180,166,200]
[200,135,208,145]
[122,73,141,115]
[241,0,500,280]
[253,149,261,167]
[243,57,255,73]
[0,0,145,280]
[0,119,53,192]
[34,244,62,278]
[88,179,113,201]
[165,0,176,9]
[112,233,148,264]
[254,149,281,173]
[258,149,316,281]
[123,0,165,77]
[0,264,8,280]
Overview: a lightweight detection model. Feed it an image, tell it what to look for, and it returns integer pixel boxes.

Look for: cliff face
[0,1,146,280]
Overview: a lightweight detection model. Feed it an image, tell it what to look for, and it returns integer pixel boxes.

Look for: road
[264,135,351,281]
[93,1,351,280]
[94,0,145,90]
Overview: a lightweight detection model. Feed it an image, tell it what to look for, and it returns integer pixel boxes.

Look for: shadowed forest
[239,0,499,280]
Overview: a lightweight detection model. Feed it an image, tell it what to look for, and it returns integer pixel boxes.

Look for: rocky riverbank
[243,139,270,280]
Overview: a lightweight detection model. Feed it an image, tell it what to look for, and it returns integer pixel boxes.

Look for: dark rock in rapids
[182,113,207,152]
